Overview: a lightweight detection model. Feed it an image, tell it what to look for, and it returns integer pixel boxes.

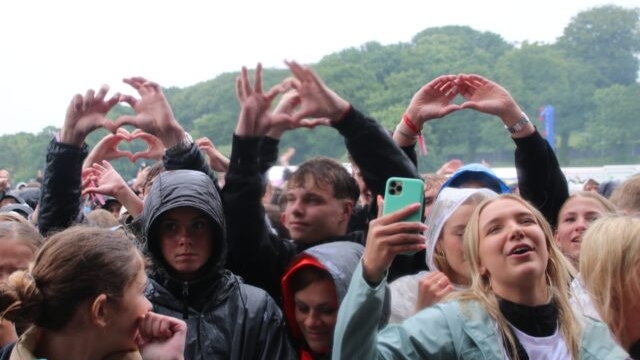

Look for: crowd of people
[0,61,638,360]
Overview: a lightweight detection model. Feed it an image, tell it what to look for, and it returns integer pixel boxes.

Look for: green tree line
[2,5,639,183]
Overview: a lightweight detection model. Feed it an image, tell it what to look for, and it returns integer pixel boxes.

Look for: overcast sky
[1,0,638,135]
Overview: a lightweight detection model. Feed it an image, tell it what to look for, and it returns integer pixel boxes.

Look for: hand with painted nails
[116,77,185,148]
[362,196,427,285]
[234,63,293,137]
[60,85,120,147]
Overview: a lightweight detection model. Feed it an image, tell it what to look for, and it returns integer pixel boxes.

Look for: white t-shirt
[503,324,571,360]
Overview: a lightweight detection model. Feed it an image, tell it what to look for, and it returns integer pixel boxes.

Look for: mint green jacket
[332,262,628,360]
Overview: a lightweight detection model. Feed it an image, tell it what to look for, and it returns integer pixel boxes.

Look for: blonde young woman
[580,215,640,359]
[333,195,627,359]
[389,188,496,323]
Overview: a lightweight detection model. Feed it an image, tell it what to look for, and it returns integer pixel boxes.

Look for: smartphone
[383,177,425,255]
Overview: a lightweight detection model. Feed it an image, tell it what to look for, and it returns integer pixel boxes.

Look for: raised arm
[39,85,120,236]
[115,77,217,182]
[456,74,568,226]
[223,64,303,299]
[286,61,419,201]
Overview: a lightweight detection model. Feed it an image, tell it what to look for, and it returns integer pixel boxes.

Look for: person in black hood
[141,169,296,360]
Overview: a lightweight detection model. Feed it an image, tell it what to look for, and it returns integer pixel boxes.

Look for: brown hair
[87,209,120,228]
[609,175,640,214]
[289,266,333,295]
[286,157,359,203]
[0,226,143,330]
[0,222,43,250]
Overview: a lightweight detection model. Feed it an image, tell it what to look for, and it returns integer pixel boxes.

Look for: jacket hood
[440,163,510,194]
[282,241,390,358]
[425,187,497,273]
[141,170,227,281]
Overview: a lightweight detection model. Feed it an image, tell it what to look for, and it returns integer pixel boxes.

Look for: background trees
[4,5,639,183]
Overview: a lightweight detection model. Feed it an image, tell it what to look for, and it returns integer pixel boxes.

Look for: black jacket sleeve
[513,130,568,229]
[38,139,87,237]
[333,106,420,201]
[222,135,298,302]
[333,107,425,280]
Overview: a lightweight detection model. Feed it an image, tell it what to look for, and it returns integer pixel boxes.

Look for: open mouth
[509,244,533,256]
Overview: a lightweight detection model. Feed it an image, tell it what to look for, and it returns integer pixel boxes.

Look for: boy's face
[282,177,352,244]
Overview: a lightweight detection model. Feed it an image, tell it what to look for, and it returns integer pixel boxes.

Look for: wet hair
[286,157,359,203]
[0,222,43,250]
[0,226,143,331]
[608,175,640,214]
[289,265,333,295]
[458,195,581,360]
[580,214,640,348]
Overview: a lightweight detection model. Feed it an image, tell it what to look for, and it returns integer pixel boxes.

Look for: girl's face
[105,265,152,351]
[437,204,475,284]
[158,207,213,280]
[0,239,36,282]
[555,196,609,266]
[294,277,338,356]
[477,198,548,303]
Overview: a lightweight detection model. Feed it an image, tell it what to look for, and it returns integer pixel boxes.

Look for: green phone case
[383,177,424,222]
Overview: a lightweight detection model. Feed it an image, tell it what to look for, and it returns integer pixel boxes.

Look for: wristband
[402,114,428,155]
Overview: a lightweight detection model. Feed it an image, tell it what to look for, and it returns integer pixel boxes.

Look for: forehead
[561,196,608,214]
[294,277,337,303]
[480,198,532,223]
[286,177,336,198]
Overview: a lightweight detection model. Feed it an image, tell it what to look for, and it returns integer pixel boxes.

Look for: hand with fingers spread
[406,75,461,126]
[83,129,134,170]
[82,161,143,216]
[362,196,427,285]
[60,85,121,147]
[137,312,187,360]
[234,63,293,137]
[415,271,454,311]
[285,60,350,125]
[266,90,304,139]
[195,137,229,172]
[116,77,185,148]
[455,74,524,124]
[130,129,165,162]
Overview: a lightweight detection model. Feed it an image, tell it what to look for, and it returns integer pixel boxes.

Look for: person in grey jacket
[141,169,297,360]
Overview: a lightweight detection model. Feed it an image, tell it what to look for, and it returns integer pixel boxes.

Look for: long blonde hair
[456,194,581,360]
[580,214,640,349]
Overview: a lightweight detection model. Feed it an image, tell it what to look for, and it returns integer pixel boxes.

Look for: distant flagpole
[538,105,555,150]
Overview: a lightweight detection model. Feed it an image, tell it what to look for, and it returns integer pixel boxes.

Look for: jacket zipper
[182,281,189,320]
